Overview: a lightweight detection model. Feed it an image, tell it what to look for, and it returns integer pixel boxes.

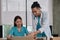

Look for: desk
[0,37,46,40]
[0,37,60,40]
[7,37,47,40]
[53,37,60,40]
[6,36,46,40]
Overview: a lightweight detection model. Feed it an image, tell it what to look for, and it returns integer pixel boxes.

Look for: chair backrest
[49,25,52,34]
[3,25,12,38]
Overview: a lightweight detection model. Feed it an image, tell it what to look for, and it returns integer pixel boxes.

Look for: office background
[0,0,60,38]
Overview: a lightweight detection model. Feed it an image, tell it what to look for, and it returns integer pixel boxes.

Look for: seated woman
[7,16,29,39]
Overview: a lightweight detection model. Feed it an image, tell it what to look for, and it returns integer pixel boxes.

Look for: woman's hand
[27,32,36,39]
[7,35,12,40]
[28,30,40,39]
[31,30,40,36]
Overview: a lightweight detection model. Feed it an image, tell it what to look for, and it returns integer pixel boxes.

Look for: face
[15,19,22,27]
[32,7,41,17]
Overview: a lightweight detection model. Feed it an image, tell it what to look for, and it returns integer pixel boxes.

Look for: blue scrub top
[9,26,29,36]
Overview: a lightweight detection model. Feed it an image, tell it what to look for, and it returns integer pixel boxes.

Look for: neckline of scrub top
[15,26,23,32]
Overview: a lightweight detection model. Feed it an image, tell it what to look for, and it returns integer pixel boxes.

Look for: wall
[53,0,60,36]
[1,0,53,26]
[1,0,26,25]
[48,0,53,25]
[0,0,1,25]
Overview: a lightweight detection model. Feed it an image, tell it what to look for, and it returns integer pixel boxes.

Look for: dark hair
[31,1,41,8]
[14,16,22,27]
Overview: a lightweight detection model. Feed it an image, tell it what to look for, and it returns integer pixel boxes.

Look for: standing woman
[7,16,29,39]
[31,1,53,40]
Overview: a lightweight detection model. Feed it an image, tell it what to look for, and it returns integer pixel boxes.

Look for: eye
[16,21,19,23]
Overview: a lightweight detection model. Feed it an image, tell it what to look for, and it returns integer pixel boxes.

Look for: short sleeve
[9,27,14,36]
[24,27,29,35]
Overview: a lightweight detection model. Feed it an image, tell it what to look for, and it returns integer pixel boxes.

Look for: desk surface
[0,37,46,40]
[53,37,60,40]
[0,37,60,40]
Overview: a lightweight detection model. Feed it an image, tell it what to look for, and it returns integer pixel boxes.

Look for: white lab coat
[32,11,52,40]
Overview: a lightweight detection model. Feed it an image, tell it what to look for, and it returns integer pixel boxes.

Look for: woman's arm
[7,35,12,40]
[24,27,29,35]
[7,27,14,39]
